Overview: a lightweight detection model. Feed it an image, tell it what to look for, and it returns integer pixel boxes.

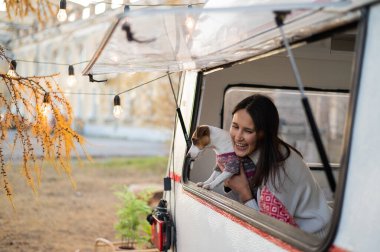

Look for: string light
[57,0,68,22]
[185,5,195,32]
[113,95,122,119]
[9,58,90,66]
[1,54,172,118]
[7,60,17,78]
[67,65,77,87]
[4,57,90,83]
[91,1,204,7]
[42,92,51,116]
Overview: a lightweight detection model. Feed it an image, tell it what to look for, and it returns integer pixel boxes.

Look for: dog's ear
[196,125,210,138]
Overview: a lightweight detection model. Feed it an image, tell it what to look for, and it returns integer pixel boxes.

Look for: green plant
[114,186,153,249]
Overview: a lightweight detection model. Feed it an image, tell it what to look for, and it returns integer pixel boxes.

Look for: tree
[0,45,88,208]
[4,0,56,25]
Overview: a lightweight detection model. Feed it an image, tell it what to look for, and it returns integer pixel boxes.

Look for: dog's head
[187,125,211,159]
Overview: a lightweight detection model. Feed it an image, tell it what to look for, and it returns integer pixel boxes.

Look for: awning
[82,0,368,75]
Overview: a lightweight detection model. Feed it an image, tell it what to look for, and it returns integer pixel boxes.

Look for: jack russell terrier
[187,125,255,190]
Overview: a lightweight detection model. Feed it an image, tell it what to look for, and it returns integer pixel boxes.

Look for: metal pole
[274,11,336,192]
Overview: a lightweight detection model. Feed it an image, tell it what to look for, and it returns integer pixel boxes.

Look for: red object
[259,186,298,226]
[151,215,168,251]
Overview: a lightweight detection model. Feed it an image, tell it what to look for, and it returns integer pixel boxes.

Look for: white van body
[84,1,380,251]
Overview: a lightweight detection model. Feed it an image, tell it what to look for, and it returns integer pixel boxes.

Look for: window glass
[223,88,349,164]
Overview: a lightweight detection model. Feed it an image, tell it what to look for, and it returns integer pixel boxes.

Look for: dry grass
[0,157,167,252]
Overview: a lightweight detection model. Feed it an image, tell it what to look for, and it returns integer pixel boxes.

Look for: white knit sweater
[226,148,332,238]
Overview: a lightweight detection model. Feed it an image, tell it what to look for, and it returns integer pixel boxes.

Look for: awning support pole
[167,73,191,149]
[274,11,336,193]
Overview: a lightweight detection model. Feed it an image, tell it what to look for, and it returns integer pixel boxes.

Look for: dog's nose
[186,152,192,159]
[186,152,195,161]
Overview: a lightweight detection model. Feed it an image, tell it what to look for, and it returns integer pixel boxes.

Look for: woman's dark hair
[232,94,301,191]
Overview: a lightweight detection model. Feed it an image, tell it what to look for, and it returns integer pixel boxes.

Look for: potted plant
[114,186,153,250]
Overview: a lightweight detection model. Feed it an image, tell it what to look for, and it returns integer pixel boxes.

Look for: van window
[190,87,347,202]
[223,88,348,165]
[222,87,348,201]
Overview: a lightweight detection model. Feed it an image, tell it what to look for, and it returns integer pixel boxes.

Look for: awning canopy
[82,0,368,75]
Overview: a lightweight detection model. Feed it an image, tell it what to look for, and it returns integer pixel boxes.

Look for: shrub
[114,186,153,249]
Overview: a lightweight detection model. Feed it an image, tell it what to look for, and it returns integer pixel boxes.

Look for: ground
[0,157,167,252]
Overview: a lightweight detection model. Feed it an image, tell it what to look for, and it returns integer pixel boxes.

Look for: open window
[221,87,348,202]
[183,22,359,250]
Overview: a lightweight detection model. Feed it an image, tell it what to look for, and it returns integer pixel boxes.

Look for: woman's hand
[224,166,253,203]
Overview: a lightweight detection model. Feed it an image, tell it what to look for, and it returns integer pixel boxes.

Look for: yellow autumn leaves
[1,49,89,208]
[4,0,57,25]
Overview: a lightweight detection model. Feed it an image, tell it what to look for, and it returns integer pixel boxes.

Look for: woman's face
[230,109,258,157]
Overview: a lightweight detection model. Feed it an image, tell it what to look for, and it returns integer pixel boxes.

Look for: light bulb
[67,76,77,87]
[42,92,50,116]
[57,0,67,22]
[7,69,17,78]
[185,5,195,32]
[67,65,77,87]
[185,16,195,31]
[7,60,17,78]
[57,9,67,22]
[113,95,123,119]
[113,105,122,118]
[42,103,50,116]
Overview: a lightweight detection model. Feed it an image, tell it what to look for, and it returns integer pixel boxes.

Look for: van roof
[82,0,373,75]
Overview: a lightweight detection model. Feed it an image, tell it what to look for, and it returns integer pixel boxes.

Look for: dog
[187,125,243,190]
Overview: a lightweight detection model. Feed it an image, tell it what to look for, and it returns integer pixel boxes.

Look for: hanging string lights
[67,65,77,87]
[57,0,68,22]
[7,0,199,120]
[2,56,169,119]
[185,5,195,32]
[4,58,89,87]
[42,92,51,115]
[7,60,17,78]
[111,74,169,119]
[1,2,192,206]
[113,95,122,119]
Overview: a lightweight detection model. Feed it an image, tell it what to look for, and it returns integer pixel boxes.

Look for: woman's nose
[235,130,244,141]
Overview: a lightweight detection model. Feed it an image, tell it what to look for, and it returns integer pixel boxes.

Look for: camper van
[84,0,380,251]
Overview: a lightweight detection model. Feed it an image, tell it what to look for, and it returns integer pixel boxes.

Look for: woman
[224,94,332,237]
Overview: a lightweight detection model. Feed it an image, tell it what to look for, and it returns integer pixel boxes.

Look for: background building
[0,1,182,142]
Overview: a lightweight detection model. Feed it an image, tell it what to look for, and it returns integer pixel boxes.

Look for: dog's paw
[196,182,204,187]
[202,184,211,190]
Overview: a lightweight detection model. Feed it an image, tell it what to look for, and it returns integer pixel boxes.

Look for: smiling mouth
[235,142,247,150]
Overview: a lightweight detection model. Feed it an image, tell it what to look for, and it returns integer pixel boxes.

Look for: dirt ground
[0,157,166,252]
